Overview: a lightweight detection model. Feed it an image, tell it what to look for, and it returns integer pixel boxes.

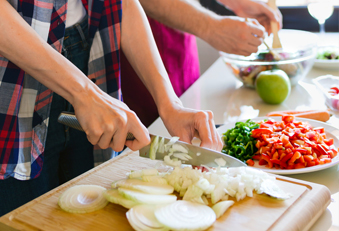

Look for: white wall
[196,37,220,75]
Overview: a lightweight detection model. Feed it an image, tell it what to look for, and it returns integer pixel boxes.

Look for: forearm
[139,0,217,40]
[121,0,183,114]
[0,0,96,106]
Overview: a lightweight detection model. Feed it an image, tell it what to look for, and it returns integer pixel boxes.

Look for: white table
[149,33,339,231]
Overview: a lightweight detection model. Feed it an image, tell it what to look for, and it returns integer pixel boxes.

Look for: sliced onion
[149,135,159,160]
[257,179,292,200]
[154,200,216,231]
[116,179,174,195]
[129,169,158,179]
[127,205,169,231]
[158,137,165,153]
[103,189,138,209]
[142,175,168,185]
[212,200,234,219]
[58,185,108,213]
[171,144,188,153]
[118,188,177,204]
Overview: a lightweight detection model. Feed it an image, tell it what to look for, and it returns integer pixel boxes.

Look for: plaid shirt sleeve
[0,0,122,180]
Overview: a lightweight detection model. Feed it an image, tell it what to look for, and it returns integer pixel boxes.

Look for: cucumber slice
[118,188,177,204]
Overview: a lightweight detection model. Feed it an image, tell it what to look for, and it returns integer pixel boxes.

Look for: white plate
[217,116,339,175]
[313,46,339,70]
[313,59,339,70]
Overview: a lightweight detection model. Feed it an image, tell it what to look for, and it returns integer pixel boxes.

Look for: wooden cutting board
[0,149,331,231]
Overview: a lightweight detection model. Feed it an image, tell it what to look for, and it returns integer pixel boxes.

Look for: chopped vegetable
[154,200,216,231]
[214,157,227,167]
[114,178,174,195]
[257,179,292,200]
[103,189,138,209]
[126,204,169,231]
[58,185,108,213]
[251,115,338,169]
[128,168,158,179]
[118,188,177,205]
[142,175,168,185]
[317,50,339,60]
[158,136,165,153]
[149,135,159,160]
[212,200,234,219]
[222,119,259,163]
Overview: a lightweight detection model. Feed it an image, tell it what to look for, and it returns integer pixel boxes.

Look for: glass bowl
[220,29,318,88]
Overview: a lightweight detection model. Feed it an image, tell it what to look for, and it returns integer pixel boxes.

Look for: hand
[159,103,223,152]
[219,0,282,34]
[72,85,151,152]
[203,16,265,56]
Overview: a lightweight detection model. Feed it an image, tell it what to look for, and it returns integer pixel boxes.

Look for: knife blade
[57,112,246,167]
[140,135,246,167]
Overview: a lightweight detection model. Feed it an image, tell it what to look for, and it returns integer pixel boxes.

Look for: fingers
[206,111,223,151]
[195,111,213,149]
[78,103,150,152]
[124,112,151,151]
[247,19,265,39]
[195,111,222,151]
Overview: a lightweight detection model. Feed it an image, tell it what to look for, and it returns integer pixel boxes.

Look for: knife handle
[57,112,135,140]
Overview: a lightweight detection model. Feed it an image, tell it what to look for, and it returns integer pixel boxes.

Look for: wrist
[158,98,183,121]
[217,0,243,13]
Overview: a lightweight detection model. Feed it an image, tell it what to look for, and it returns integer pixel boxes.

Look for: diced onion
[212,200,234,219]
[214,157,227,167]
[58,185,108,213]
[154,200,216,231]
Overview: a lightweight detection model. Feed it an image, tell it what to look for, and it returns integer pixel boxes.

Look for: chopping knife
[57,112,246,167]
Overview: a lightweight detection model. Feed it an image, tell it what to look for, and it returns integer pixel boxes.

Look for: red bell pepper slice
[324,138,334,146]
[251,128,273,138]
[246,159,255,166]
[313,127,325,134]
[282,115,295,123]
[316,144,328,156]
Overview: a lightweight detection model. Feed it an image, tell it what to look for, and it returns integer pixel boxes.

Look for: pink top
[121,18,200,126]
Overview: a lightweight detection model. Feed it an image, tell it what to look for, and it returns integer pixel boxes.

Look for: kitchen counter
[148,33,339,231]
[0,33,338,231]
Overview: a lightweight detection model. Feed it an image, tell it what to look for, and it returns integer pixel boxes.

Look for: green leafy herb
[221,119,259,162]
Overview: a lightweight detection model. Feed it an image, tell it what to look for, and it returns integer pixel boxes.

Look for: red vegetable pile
[246,115,338,169]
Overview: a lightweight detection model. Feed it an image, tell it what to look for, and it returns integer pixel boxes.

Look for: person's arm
[0,0,150,152]
[121,0,223,151]
[139,0,281,56]
[138,0,265,55]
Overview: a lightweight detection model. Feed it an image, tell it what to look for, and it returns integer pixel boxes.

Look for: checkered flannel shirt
[0,0,122,180]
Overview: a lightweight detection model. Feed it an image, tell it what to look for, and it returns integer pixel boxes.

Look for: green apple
[255,69,291,104]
